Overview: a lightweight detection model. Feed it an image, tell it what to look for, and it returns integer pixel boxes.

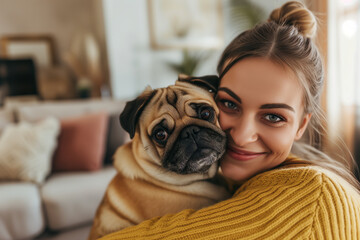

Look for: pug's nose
[181,126,200,139]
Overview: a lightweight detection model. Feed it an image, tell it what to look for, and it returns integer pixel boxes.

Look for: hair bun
[268,1,317,38]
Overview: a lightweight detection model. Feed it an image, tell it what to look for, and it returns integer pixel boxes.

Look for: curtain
[307,0,360,177]
[328,0,359,175]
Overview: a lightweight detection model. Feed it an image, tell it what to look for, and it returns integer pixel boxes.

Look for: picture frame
[147,0,224,50]
[0,35,56,67]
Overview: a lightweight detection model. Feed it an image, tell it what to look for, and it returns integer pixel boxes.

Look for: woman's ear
[295,113,312,140]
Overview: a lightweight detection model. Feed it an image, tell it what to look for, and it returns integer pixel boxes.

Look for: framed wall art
[0,35,56,67]
[148,0,224,49]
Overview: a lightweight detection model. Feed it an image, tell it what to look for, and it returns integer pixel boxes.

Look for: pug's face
[120,75,226,175]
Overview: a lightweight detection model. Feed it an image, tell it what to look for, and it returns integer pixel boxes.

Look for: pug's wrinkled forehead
[148,83,215,113]
[119,75,220,139]
[141,84,219,137]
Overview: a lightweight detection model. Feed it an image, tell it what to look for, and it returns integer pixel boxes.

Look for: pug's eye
[200,109,211,120]
[198,106,214,122]
[152,128,168,146]
[155,130,167,140]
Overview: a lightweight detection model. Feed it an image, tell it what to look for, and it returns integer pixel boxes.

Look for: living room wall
[103,0,290,100]
[0,0,105,60]
[0,0,109,99]
[0,0,290,100]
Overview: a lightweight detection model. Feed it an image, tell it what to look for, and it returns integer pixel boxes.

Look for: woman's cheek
[218,111,232,131]
[262,126,296,155]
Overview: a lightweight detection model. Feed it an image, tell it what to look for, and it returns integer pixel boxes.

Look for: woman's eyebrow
[260,104,295,112]
[217,87,242,103]
[217,87,294,112]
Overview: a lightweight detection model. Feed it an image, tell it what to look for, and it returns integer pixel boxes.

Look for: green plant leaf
[229,0,266,31]
[166,50,209,76]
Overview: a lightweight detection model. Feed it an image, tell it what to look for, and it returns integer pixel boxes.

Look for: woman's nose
[228,116,259,146]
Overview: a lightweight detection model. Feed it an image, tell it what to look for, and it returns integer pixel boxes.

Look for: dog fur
[88,75,230,239]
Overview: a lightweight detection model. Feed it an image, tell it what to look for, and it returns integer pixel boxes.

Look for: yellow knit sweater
[99,160,360,239]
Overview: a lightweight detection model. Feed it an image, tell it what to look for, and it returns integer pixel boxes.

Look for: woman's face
[216,57,311,181]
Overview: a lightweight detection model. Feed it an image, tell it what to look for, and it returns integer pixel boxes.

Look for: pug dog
[88,75,230,240]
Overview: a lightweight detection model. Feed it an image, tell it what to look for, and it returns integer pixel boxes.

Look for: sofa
[0,97,130,240]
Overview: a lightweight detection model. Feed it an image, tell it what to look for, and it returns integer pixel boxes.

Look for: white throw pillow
[0,117,60,184]
[0,108,14,133]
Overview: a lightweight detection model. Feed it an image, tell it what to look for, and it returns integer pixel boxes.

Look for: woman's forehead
[219,58,304,109]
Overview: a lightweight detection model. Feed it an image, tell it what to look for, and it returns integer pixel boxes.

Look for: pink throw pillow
[52,112,108,172]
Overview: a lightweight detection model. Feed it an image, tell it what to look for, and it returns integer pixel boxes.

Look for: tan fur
[88,81,230,239]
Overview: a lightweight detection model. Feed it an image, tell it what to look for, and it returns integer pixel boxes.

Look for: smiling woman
[99,1,360,239]
[216,57,311,181]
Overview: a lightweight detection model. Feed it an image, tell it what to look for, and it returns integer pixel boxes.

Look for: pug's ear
[120,87,157,139]
[176,74,220,94]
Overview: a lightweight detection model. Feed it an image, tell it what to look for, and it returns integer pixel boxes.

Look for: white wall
[103,0,289,100]
[103,0,200,99]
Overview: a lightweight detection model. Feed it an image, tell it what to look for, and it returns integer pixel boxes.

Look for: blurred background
[0,0,359,174]
[1,1,360,239]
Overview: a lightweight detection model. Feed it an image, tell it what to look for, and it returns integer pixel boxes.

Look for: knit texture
[99,159,360,239]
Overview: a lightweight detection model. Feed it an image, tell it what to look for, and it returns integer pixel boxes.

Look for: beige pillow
[0,108,14,133]
[0,117,60,184]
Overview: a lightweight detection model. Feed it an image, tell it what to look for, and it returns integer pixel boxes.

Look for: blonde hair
[217,1,360,189]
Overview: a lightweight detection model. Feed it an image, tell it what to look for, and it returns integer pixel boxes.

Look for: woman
[100,1,360,239]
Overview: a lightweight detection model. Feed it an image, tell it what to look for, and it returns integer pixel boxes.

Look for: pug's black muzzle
[163,125,226,174]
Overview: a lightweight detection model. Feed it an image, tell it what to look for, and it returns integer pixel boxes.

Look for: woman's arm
[99,167,360,240]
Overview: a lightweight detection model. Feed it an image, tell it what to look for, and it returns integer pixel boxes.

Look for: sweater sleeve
[310,172,360,239]
[99,167,360,240]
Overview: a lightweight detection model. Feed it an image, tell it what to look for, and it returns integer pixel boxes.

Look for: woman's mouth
[226,146,266,161]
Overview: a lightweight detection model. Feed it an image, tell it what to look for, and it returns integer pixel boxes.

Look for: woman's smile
[227,145,267,162]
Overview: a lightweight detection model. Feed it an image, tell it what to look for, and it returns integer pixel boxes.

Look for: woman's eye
[264,114,285,123]
[222,100,238,110]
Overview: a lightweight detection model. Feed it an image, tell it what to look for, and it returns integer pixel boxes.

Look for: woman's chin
[220,158,257,182]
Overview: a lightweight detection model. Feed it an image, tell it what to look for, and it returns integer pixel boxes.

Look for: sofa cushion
[0,182,45,240]
[35,225,92,240]
[52,112,108,172]
[14,99,128,167]
[0,118,60,183]
[0,108,14,134]
[41,166,116,231]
